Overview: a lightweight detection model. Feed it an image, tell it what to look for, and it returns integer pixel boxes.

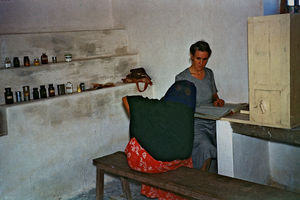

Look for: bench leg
[96,168,104,200]
[120,177,132,200]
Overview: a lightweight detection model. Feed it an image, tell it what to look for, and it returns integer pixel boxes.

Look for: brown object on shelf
[23,56,30,67]
[92,82,115,90]
[92,83,103,89]
[48,84,55,97]
[41,53,48,64]
[122,68,152,92]
[103,82,115,88]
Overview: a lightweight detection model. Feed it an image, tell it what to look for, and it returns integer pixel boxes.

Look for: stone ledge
[0,82,153,137]
[230,122,300,147]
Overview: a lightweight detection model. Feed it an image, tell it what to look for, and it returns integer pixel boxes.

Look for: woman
[122,80,196,200]
[175,40,224,172]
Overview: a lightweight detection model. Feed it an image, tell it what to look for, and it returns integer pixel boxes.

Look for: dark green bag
[128,96,194,162]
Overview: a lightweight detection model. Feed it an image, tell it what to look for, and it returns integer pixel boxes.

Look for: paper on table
[194,103,248,120]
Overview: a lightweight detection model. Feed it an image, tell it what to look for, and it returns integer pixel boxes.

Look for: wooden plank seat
[93,151,300,200]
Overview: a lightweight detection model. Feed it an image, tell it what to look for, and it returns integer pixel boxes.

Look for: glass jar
[23,86,30,101]
[40,85,47,98]
[80,83,85,91]
[66,82,73,94]
[34,58,40,66]
[5,57,12,68]
[41,53,48,64]
[48,84,55,97]
[65,54,72,62]
[57,84,65,95]
[33,88,40,100]
[24,56,30,67]
[4,88,14,104]
[52,56,57,63]
[77,85,81,93]
[13,57,20,67]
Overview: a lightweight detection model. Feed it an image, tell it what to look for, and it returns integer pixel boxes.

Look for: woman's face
[191,50,209,72]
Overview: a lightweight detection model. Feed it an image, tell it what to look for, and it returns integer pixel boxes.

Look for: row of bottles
[4,82,85,105]
[4,53,56,69]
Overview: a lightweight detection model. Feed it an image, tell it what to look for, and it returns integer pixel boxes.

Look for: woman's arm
[122,96,130,116]
[212,93,225,107]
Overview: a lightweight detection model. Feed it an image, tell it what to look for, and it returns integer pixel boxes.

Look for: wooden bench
[93,151,300,200]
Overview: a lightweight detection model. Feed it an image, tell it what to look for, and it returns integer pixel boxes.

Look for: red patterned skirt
[125,137,193,200]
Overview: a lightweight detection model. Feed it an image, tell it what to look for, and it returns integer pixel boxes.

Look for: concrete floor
[68,180,151,200]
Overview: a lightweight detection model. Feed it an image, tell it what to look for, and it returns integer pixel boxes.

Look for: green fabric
[128,96,194,162]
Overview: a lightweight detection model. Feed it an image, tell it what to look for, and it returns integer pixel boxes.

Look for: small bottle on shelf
[41,53,48,64]
[57,84,65,95]
[23,86,30,101]
[40,85,47,98]
[33,58,40,66]
[13,57,20,67]
[33,88,40,100]
[15,91,22,103]
[4,88,14,104]
[24,56,30,67]
[5,57,12,69]
[77,85,81,93]
[48,84,55,97]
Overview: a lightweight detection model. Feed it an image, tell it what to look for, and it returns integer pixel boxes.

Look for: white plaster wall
[112,0,263,102]
[0,0,113,34]
[0,84,153,200]
[269,142,300,193]
[232,132,270,185]
[217,120,234,177]
[217,121,300,193]
[217,121,270,184]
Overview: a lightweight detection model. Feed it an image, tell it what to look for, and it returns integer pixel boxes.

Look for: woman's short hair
[189,40,212,58]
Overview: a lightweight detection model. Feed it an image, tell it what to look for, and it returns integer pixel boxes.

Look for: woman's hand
[212,93,225,107]
[213,98,225,107]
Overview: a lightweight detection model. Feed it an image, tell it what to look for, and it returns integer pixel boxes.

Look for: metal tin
[65,82,73,94]
[15,91,22,102]
[65,54,72,62]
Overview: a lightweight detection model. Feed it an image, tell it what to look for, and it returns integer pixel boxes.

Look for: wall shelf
[0,82,152,137]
